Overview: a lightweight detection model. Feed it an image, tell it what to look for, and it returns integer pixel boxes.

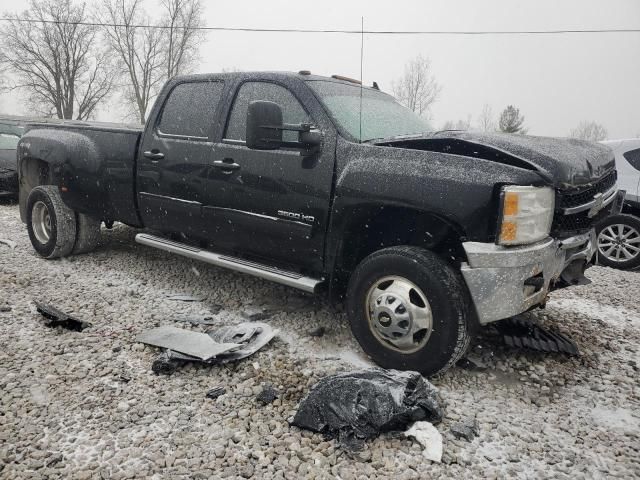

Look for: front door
[202,80,336,271]
[137,80,225,236]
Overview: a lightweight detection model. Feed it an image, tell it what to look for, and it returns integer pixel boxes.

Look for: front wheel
[596,214,640,270]
[346,246,471,376]
[26,186,77,259]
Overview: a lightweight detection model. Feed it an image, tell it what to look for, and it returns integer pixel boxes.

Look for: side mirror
[246,100,283,150]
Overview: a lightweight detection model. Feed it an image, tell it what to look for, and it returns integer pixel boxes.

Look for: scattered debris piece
[136,326,241,361]
[456,355,487,371]
[166,293,206,302]
[256,385,279,405]
[146,323,276,374]
[241,306,273,321]
[291,369,442,450]
[191,266,200,277]
[0,305,11,313]
[308,326,326,338]
[45,453,64,468]
[151,351,181,375]
[112,346,122,353]
[35,302,92,332]
[495,316,579,355]
[403,421,443,462]
[118,372,132,383]
[0,238,17,249]
[206,386,226,399]
[173,315,217,326]
[450,418,479,442]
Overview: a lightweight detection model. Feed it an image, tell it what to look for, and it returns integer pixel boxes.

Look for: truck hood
[375,131,616,187]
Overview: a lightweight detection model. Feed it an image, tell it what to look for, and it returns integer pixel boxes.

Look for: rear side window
[158,81,224,138]
[623,148,640,171]
[225,82,310,142]
[0,133,19,149]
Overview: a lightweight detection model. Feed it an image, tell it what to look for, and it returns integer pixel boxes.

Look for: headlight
[498,186,554,245]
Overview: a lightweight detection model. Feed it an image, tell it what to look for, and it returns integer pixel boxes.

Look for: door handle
[143,151,165,161]
[212,159,241,172]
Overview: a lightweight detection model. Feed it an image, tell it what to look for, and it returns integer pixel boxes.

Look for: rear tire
[72,213,101,254]
[596,214,640,270]
[26,186,77,259]
[346,246,470,376]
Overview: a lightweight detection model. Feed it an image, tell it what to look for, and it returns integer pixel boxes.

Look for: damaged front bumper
[461,231,596,325]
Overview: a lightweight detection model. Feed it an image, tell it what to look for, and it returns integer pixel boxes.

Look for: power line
[0,16,639,35]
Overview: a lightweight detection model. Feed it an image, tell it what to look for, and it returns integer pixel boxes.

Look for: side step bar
[135,233,323,293]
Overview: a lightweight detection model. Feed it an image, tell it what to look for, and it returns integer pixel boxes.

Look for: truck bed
[21,120,144,226]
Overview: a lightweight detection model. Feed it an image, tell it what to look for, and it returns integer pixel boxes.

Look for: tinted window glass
[225,82,310,142]
[158,81,223,138]
[623,148,640,171]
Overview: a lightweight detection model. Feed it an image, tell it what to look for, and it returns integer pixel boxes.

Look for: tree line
[392,54,611,141]
[0,0,203,123]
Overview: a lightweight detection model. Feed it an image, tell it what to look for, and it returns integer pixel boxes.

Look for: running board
[135,233,323,293]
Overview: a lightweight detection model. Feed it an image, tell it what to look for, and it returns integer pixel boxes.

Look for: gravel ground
[1,199,639,479]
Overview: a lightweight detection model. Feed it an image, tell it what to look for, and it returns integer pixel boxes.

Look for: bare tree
[498,105,526,134]
[102,0,165,123]
[0,0,113,120]
[477,104,495,132]
[392,55,441,117]
[162,0,204,79]
[569,121,608,142]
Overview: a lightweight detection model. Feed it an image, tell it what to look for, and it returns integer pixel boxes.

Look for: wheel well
[330,205,467,300]
[19,158,51,222]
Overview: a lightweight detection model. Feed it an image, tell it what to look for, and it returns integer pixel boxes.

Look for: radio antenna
[359,16,364,143]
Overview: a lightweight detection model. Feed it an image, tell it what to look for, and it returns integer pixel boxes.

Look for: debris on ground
[118,372,132,383]
[35,302,92,332]
[136,326,241,360]
[166,293,206,302]
[256,384,279,405]
[144,322,276,374]
[173,315,217,326]
[450,418,479,442]
[0,238,17,249]
[291,369,442,450]
[206,386,226,399]
[308,326,326,338]
[403,421,443,462]
[241,306,273,321]
[495,316,579,355]
[0,305,11,312]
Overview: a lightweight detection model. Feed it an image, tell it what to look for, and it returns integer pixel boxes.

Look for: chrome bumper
[460,231,596,324]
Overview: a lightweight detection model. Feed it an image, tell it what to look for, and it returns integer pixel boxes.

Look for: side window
[623,148,640,171]
[158,81,224,138]
[225,82,310,142]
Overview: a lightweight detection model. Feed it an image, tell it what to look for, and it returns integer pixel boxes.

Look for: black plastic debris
[450,418,479,442]
[145,322,275,375]
[206,386,226,399]
[455,357,486,371]
[166,293,206,302]
[256,385,279,405]
[0,238,17,249]
[291,369,442,450]
[308,326,326,338]
[495,317,579,355]
[35,302,92,332]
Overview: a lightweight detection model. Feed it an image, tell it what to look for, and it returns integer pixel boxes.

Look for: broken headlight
[498,186,554,245]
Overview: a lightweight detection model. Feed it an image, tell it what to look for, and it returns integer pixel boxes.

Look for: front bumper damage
[461,231,596,325]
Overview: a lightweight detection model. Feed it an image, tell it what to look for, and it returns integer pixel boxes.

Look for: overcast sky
[1,0,639,138]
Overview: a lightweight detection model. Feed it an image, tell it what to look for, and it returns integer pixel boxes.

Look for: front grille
[552,170,617,236]
[557,170,617,209]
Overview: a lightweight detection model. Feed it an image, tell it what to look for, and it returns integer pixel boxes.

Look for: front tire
[346,246,470,376]
[26,186,77,259]
[596,214,640,270]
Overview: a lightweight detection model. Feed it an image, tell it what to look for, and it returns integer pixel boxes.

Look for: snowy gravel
[1,199,639,479]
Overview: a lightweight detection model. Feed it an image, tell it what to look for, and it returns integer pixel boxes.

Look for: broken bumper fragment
[461,231,596,324]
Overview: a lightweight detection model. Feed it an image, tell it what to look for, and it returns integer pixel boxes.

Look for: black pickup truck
[17,71,620,375]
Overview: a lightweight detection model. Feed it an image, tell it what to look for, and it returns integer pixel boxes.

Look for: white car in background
[597,138,640,269]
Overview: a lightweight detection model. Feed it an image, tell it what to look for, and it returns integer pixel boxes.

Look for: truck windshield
[307,80,431,142]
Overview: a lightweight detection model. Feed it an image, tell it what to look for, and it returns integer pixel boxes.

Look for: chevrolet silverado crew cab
[17,71,621,375]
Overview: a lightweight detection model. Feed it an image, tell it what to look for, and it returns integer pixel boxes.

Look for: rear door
[203,80,336,270]
[137,80,225,235]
